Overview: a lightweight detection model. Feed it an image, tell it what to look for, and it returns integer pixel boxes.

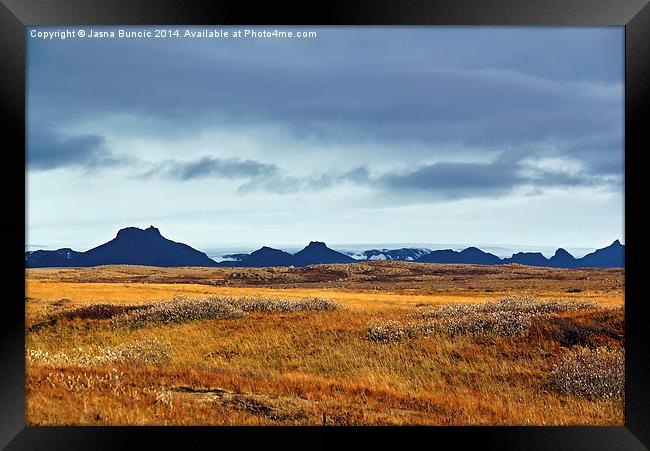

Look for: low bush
[366,320,419,343]
[417,296,598,320]
[27,303,148,332]
[548,347,624,398]
[112,297,247,329]
[112,295,338,329]
[219,296,338,313]
[366,296,610,343]
[534,315,623,348]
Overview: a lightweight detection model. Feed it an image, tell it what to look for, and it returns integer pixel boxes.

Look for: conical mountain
[548,248,577,268]
[75,226,218,267]
[293,241,356,266]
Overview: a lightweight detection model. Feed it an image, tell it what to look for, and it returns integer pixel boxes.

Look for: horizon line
[26,239,623,256]
[26,224,624,254]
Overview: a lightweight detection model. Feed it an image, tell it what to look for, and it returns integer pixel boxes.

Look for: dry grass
[28,338,172,366]
[25,263,624,426]
[25,261,624,292]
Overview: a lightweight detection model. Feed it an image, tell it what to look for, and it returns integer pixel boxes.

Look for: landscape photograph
[25,26,624,425]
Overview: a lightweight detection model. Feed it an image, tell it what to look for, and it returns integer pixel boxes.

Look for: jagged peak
[306,241,327,248]
[146,225,161,235]
[553,248,574,258]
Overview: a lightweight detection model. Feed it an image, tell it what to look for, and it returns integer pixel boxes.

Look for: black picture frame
[2,0,649,449]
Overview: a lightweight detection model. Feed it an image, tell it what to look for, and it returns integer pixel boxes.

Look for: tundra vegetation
[25,262,624,425]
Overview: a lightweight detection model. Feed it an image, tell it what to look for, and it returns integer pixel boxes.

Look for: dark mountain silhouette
[230,246,296,267]
[505,252,549,267]
[220,242,355,267]
[293,241,355,265]
[548,248,578,268]
[26,226,218,268]
[416,249,460,263]
[25,226,625,269]
[416,247,501,265]
[77,226,218,267]
[579,240,624,268]
[457,247,502,265]
[25,248,83,268]
[414,242,624,268]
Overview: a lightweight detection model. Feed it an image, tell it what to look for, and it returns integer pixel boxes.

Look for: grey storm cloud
[373,153,621,200]
[26,27,625,250]
[143,155,371,194]
[27,26,623,200]
[28,128,127,170]
[304,167,371,190]
[144,156,280,180]
[28,28,622,140]
[143,152,618,201]
[378,159,518,197]
[234,166,371,194]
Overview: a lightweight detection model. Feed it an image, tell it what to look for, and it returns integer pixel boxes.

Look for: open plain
[25,261,624,425]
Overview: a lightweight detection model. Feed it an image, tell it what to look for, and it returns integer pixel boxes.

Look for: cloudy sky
[27,26,624,252]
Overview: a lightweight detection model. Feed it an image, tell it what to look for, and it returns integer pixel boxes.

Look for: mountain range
[25,226,624,269]
[415,241,624,268]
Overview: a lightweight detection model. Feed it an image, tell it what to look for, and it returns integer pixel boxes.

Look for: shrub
[417,296,598,321]
[112,297,246,329]
[58,303,146,320]
[27,303,148,332]
[548,347,624,398]
[366,320,419,343]
[111,295,338,329]
[416,296,600,338]
[219,296,338,313]
[428,310,532,338]
[533,315,623,348]
[365,296,608,343]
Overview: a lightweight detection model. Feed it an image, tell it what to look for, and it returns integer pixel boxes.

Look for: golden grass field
[25,262,625,425]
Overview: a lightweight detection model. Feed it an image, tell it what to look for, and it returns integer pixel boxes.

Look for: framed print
[1,0,649,449]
